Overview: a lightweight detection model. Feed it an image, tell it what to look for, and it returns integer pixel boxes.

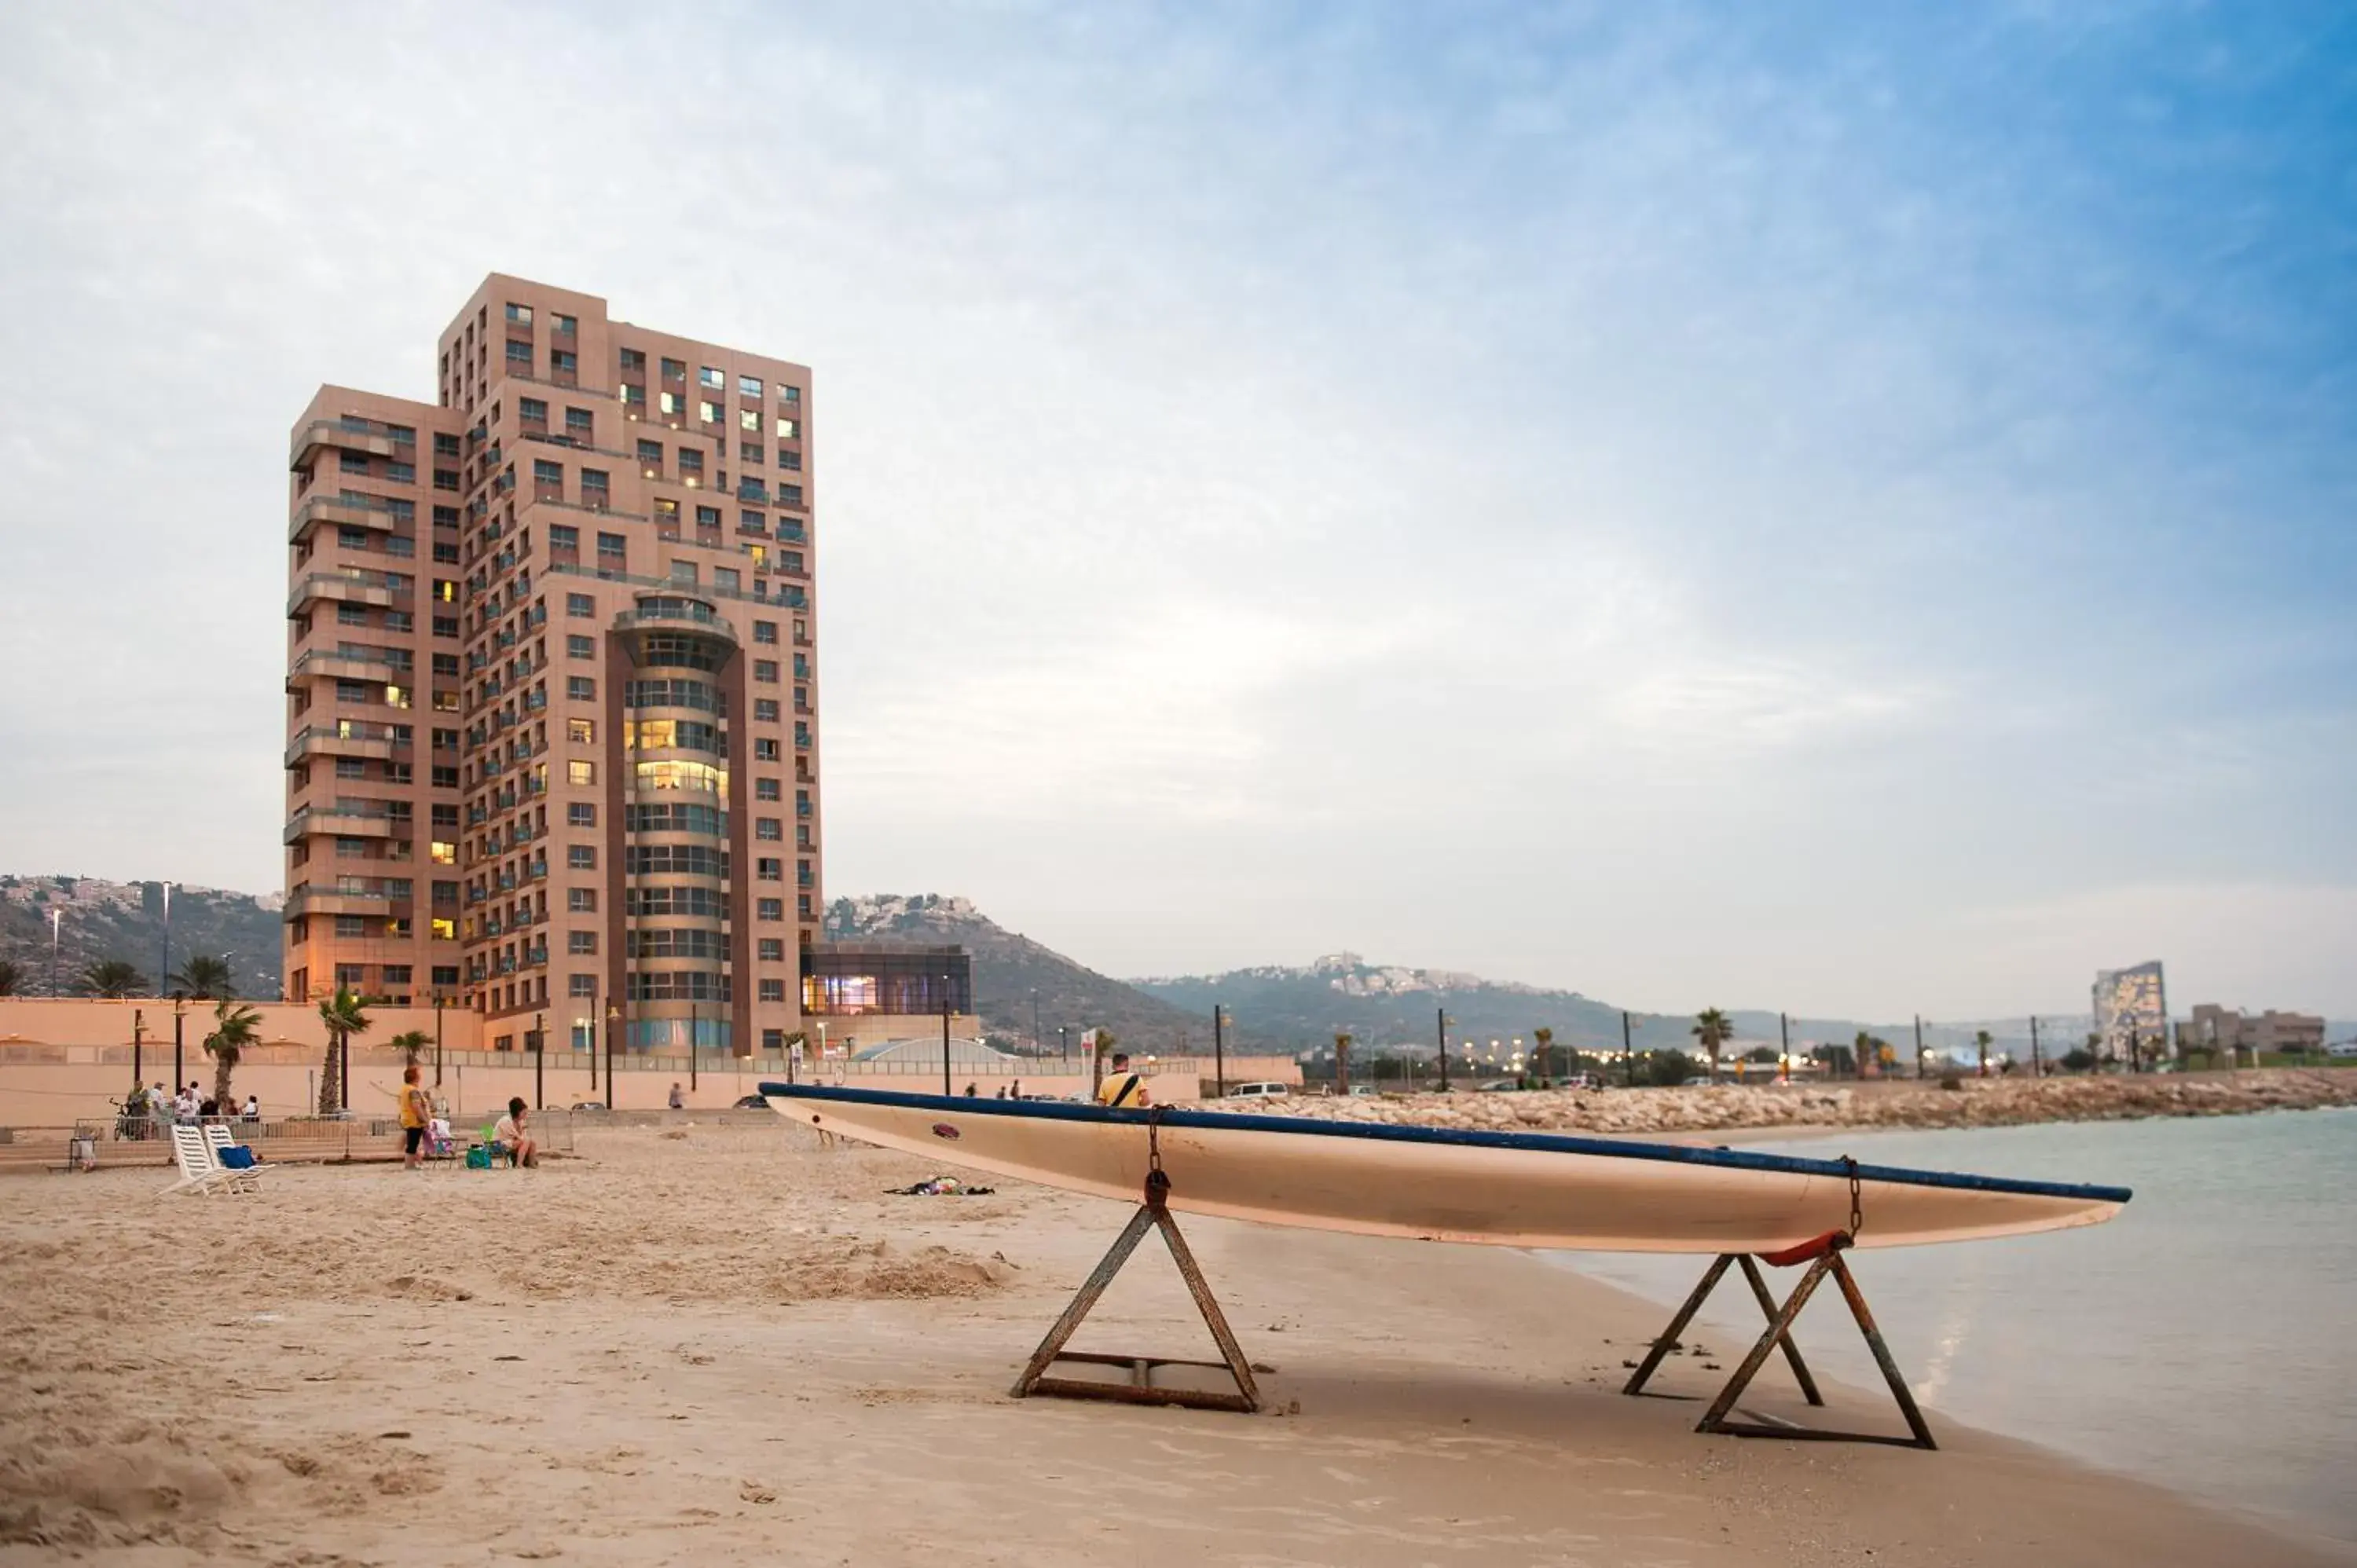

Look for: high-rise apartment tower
[284,275,821,1055]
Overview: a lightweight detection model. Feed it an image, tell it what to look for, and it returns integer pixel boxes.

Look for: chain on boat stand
[1010,1108,1263,1414]
[1622,1156,1937,1449]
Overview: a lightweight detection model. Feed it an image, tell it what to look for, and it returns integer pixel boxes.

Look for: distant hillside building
[2092,962,2166,1064]
[2185,1004,2326,1059]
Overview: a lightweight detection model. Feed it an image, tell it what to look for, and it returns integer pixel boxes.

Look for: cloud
[0,2,2348,1015]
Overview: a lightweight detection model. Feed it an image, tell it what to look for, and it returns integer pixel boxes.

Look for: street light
[940,973,954,1098]
[607,1004,620,1108]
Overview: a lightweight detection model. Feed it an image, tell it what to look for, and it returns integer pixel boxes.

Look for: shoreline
[1221,1066,2357,1139]
[5,1121,2347,1565]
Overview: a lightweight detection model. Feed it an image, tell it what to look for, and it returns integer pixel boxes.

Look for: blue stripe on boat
[756,1083,2133,1206]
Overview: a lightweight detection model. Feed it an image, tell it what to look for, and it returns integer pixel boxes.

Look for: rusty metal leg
[1831,1252,1936,1449]
[1622,1254,1735,1396]
[1149,1199,1262,1410]
[1736,1254,1824,1407]
[1010,1202,1158,1398]
[1697,1252,1838,1434]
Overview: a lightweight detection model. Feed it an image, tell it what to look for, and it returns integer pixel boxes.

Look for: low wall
[0,998,1302,1125]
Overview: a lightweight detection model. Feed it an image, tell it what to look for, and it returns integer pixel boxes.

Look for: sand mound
[0,1424,244,1548]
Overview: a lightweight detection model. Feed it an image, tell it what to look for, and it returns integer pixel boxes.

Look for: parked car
[1475,1079,1519,1093]
[1224,1082,1292,1101]
[732,1094,771,1109]
[1345,1084,1381,1097]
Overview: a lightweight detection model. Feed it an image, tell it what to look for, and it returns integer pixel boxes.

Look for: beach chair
[159,1125,240,1198]
[200,1123,268,1192]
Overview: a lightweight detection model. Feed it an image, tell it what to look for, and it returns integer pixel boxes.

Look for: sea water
[1556,1108,2357,1547]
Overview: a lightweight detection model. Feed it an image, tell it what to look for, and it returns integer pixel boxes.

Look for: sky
[0,2,2350,1019]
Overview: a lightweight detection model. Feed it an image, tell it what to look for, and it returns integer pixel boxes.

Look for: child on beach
[493,1097,539,1168]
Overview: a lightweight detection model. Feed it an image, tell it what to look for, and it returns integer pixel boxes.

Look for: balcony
[610,597,739,644]
[291,418,415,471]
[283,724,402,767]
[286,649,409,690]
[288,570,407,617]
[285,885,398,918]
[284,805,399,844]
[289,493,408,544]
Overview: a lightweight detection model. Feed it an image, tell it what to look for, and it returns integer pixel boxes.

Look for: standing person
[493,1097,540,1168]
[668,1082,685,1111]
[1095,1053,1149,1108]
[242,1094,260,1122]
[398,1065,434,1170]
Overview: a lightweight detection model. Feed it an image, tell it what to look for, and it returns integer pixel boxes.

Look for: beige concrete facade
[285,275,821,1058]
[0,999,1297,1126]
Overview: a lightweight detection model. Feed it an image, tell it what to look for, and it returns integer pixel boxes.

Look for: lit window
[431,918,456,940]
[775,417,797,439]
[698,401,720,425]
[567,717,595,743]
[567,760,595,786]
[700,366,724,390]
[431,841,456,864]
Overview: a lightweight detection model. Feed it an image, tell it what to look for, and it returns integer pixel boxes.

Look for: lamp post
[159,881,173,1001]
[1031,988,1041,1055]
[940,973,953,1098]
[533,1009,544,1110]
[1058,1024,1068,1064]
[607,1005,620,1109]
[49,907,64,996]
[132,1008,145,1095]
[1913,1014,1926,1079]
[1778,1012,1789,1083]
[1621,1010,1633,1087]
[173,995,186,1098]
[1436,1007,1450,1094]
[2030,1014,2042,1078]
[1212,1003,1226,1101]
[434,994,445,1087]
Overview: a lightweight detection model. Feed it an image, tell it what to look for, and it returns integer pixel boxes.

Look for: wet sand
[2,1122,2343,1566]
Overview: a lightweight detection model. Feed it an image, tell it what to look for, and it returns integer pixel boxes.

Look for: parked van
[1224,1082,1291,1101]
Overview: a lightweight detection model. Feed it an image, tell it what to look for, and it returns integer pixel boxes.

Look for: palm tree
[1333,1031,1354,1095]
[317,987,372,1114]
[203,1000,262,1108]
[170,954,236,999]
[1692,1008,1732,1080]
[0,958,18,996]
[81,958,146,998]
[1087,1027,1120,1097]
[387,1030,431,1068]
[1852,1029,1874,1079]
[1533,1026,1556,1086]
[1974,1028,1994,1078]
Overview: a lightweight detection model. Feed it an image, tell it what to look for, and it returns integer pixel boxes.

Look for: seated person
[492,1097,540,1168]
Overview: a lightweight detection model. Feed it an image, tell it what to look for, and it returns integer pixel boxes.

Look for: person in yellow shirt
[1095,1052,1149,1109]
[398,1065,434,1169]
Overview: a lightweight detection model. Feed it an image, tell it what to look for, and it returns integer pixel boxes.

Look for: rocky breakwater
[1210,1069,2357,1138]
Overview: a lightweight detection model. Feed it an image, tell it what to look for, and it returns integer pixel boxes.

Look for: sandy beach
[2,1121,2343,1567]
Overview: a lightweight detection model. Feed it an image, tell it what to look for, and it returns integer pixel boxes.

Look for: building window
[753,698,779,723]
[568,845,596,870]
[581,469,609,506]
[568,931,597,954]
[506,302,533,324]
[432,965,460,987]
[569,973,597,997]
[756,857,783,881]
[550,349,577,376]
[431,841,457,864]
[553,313,577,335]
[567,676,596,700]
[619,348,646,372]
[505,340,532,367]
[434,434,461,458]
[567,634,595,658]
[431,764,460,789]
[753,660,778,683]
[739,408,761,433]
[567,593,594,617]
[759,939,785,962]
[387,461,416,484]
[567,802,596,827]
[759,979,786,1003]
[775,417,798,439]
[433,468,460,491]
[755,817,782,841]
[520,397,548,423]
[738,374,764,398]
[533,459,562,485]
[567,760,596,786]
[755,779,781,801]
[567,717,596,742]
[753,620,778,644]
[753,738,779,762]
[568,887,597,912]
[757,898,783,921]
[699,366,724,390]
[597,532,626,562]
[548,524,580,551]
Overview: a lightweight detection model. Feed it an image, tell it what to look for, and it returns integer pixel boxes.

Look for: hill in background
[0,875,284,999]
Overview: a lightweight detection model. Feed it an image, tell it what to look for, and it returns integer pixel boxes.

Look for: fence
[0,1108,580,1173]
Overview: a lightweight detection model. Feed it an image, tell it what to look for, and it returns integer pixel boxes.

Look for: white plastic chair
[200,1123,266,1192]
[160,1125,240,1197]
